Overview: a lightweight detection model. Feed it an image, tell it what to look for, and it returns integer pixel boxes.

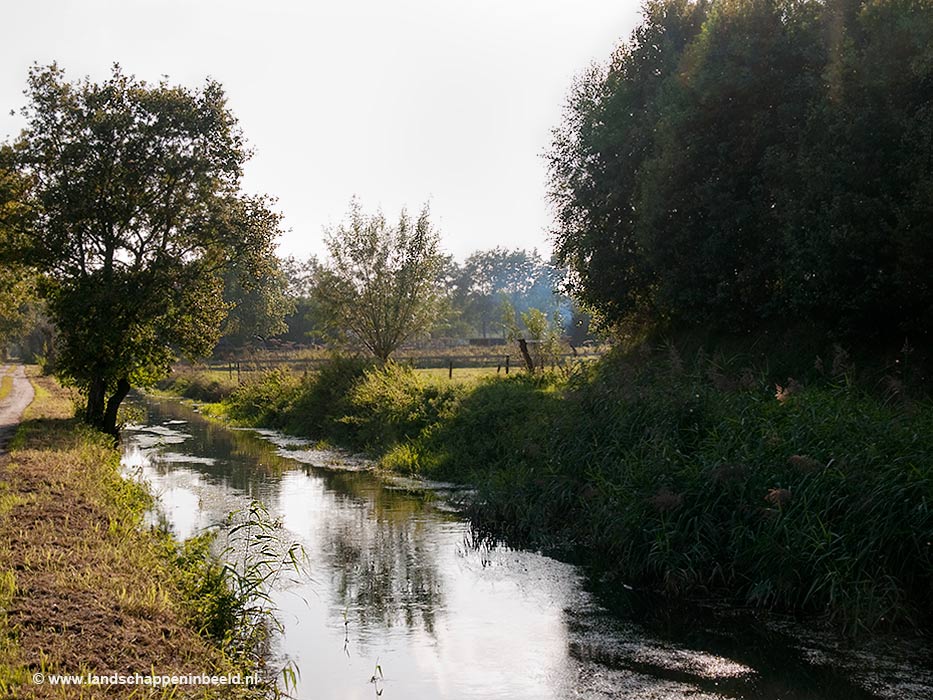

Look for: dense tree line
[275,244,579,351]
[549,0,933,343]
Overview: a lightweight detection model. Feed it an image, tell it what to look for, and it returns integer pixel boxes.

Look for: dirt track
[0,364,35,453]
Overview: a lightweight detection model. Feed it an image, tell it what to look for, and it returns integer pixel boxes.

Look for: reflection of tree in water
[134,398,293,497]
[324,482,445,639]
[133,396,448,640]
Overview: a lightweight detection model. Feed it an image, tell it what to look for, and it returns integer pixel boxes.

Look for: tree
[548,0,708,330]
[501,303,564,373]
[548,0,933,343]
[0,154,39,357]
[218,252,294,350]
[311,199,445,362]
[4,64,283,435]
[452,247,566,339]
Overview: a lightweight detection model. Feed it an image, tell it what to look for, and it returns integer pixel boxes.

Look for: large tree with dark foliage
[4,64,283,434]
[549,0,933,342]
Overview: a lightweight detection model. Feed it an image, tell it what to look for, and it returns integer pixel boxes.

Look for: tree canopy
[311,199,445,361]
[548,0,933,343]
[449,247,566,339]
[3,64,284,434]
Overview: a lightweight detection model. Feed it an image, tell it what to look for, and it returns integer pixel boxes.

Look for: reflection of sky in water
[231,426,371,471]
[119,396,925,700]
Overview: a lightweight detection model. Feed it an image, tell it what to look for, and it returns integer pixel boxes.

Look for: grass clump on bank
[218,349,932,630]
[224,358,465,453]
[0,371,276,698]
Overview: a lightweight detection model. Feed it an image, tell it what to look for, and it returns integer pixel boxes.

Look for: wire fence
[196,348,605,382]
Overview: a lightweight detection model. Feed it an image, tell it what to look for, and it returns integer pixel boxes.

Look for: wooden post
[236,361,241,385]
[505,355,510,375]
[448,359,453,379]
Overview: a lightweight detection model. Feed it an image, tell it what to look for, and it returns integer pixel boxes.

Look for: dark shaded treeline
[549,0,933,345]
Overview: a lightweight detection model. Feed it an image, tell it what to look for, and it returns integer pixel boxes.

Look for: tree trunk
[517,338,535,373]
[101,377,131,437]
[85,376,107,427]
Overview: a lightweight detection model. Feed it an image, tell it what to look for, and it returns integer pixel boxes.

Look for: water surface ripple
[121,396,932,700]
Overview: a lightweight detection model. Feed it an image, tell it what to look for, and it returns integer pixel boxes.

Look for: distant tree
[0,153,41,358]
[501,302,564,373]
[0,266,38,358]
[274,255,326,345]
[454,247,565,339]
[4,64,283,434]
[219,252,294,349]
[311,199,445,362]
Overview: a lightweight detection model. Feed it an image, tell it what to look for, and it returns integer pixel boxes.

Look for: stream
[120,395,933,700]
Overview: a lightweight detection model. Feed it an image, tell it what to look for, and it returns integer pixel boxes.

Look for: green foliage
[170,500,304,684]
[223,358,463,453]
[275,255,326,345]
[549,0,933,343]
[226,344,931,629]
[224,369,302,427]
[459,349,933,630]
[0,265,39,356]
[0,157,42,356]
[311,199,446,361]
[448,247,566,339]
[283,356,373,439]
[220,252,294,349]
[344,362,463,451]
[4,64,283,434]
[171,532,242,647]
[224,356,373,440]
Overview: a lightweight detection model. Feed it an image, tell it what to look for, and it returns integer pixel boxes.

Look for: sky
[1,0,643,262]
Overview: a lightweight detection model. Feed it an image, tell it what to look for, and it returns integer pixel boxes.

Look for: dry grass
[0,374,263,699]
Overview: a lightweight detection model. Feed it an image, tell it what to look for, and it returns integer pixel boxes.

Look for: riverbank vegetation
[212,344,932,632]
[1,0,930,649]
[0,372,280,698]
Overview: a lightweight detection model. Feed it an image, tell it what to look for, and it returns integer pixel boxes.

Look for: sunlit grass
[414,366,502,384]
[0,374,277,699]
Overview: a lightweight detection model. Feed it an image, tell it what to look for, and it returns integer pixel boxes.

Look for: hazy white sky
[1,0,642,262]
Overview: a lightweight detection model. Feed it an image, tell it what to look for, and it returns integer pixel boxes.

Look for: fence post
[505,355,510,375]
[236,361,241,385]
[448,359,453,379]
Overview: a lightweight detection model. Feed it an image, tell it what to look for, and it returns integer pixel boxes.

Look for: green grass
[414,366,503,383]
[193,349,933,631]
[0,373,278,698]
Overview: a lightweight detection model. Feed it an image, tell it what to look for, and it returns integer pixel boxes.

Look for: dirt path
[0,364,35,453]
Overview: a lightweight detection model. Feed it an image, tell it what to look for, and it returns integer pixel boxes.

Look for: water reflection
[120,396,932,700]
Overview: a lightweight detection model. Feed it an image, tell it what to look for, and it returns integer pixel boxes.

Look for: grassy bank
[0,371,277,698]
[214,348,933,631]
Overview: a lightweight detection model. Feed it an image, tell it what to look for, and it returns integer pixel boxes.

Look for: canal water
[121,396,933,700]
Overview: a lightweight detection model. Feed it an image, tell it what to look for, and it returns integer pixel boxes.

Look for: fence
[196,349,604,383]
